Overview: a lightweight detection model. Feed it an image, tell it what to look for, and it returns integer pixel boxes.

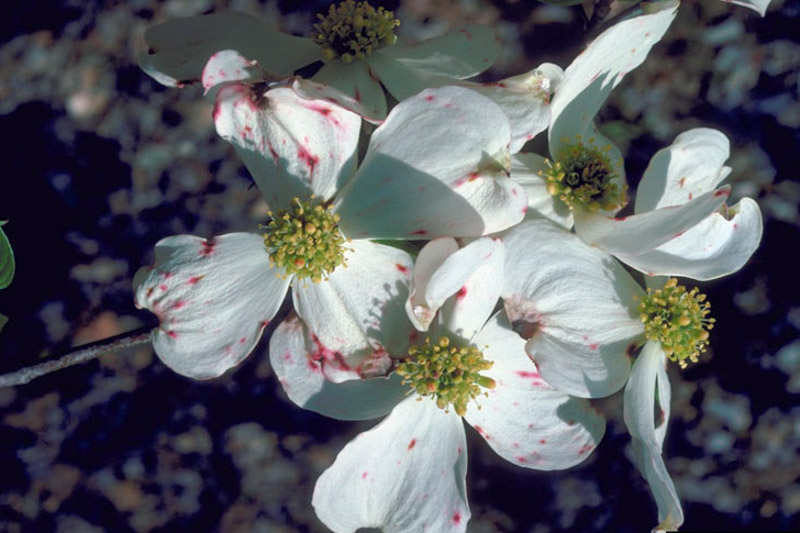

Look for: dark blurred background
[0,0,798,531]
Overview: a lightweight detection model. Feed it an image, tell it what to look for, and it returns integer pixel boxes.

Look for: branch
[0,327,153,388]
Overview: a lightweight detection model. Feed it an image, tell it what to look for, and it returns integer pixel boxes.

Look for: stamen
[540,135,627,212]
[396,336,495,417]
[313,0,400,62]
[262,197,347,283]
[638,278,716,368]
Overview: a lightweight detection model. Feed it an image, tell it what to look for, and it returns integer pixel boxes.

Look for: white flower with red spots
[502,218,727,531]
[138,1,501,119]
[270,237,604,533]
[571,128,763,281]
[133,84,527,380]
[509,5,761,280]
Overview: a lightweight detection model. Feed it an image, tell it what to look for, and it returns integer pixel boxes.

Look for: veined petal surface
[133,233,290,379]
[549,5,677,155]
[212,85,360,210]
[313,397,470,533]
[381,24,500,79]
[624,340,683,532]
[636,128,732,214]
[615,198,762,280]
[292,240,413,378]
[464,313,606,469]
[270,314,407,421]
[139,12,321,87]
[501,219,644,398]
[335,86,525,239]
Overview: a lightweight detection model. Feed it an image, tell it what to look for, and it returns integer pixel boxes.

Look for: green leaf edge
[0,221,15,289]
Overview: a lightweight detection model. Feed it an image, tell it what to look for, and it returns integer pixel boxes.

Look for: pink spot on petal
[187,275,204,285]
[425,95,434,102]
[539,439,546,444]
[473,425,490,440]
[159,284,168,292]
[408,439,416,451]
[411,229,427,236]
[714,189,730,198]
[456,286,467,300]
[200,240,216,256]
[361,471,368,479]
[515,370,541,379]
[452,512,461,525]
[589,343,598,350]
[167,330,178,339]
[172,300,186,310]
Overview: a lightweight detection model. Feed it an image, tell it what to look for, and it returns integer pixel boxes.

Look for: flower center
[396,336,495,417]
[541,135,627,212]
[638,278,716,368]
[262,197,347,283]
[313,0,400,63]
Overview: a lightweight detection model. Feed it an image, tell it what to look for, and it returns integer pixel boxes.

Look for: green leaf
[0,221,15,289]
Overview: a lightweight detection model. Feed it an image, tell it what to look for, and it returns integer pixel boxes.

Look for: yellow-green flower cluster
[542,137,627,212]
[313,0,400,62]
[262,197,346,284]
[639,278,716,368]
[396,336,495,417]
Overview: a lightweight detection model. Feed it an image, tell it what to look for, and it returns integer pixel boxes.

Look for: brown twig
[0,327,153,388]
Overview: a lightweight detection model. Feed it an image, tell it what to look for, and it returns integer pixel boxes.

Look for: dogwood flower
[270,237,604,532]
[139,1,500,119]
[572,128,763,280]
[511,3,678,228]
[508,6,762,280]
[503,219,721,531]
[133,84,527,380]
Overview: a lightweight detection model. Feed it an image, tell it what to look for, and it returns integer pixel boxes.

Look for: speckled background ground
[0,0,798,531]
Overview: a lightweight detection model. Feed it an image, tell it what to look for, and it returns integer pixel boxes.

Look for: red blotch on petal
[456,286,467,300]
[408,439,416,451]
[395,263,408,274]
[452,512,462,524]
[411,229,427,236]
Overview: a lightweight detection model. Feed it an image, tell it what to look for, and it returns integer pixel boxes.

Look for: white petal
[366,50,455,102]
[615,198,763,280]
[292,240,414,379]
[132,233,290,379]
[313,397,470,533]
[269,314,407,421]
[624,341,684,532]
[201,50,256,94]
[636,128,731,214]
[138,12,321,87]
[406,237,459,331]
[433,238,505,343]
[574,187,732,256]
[309,60,387,121]
[472,63,561,153]
[510,152,573,229]
[212,85,360,210]
[501,219,644,398]
[720,0,770,15]
[335,86,526,239]
[464,313,606,469]
[382,25,500,79]
[549,5,677,155]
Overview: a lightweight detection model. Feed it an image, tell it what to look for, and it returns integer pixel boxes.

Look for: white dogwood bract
[501,218,645,398]
[574,128,763,280]
[308,237,605,532]
[624,340,684,533]
[512,4,677,227]
[139,7,500,119]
